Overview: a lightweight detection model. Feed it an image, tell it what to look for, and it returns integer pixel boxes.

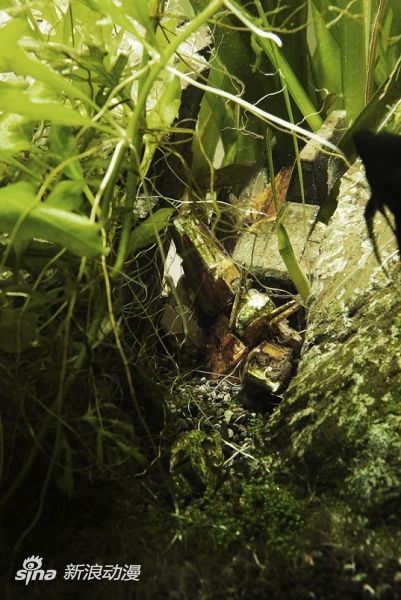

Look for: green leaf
[46,180,84,211]
[338,0,367,122]
[192,60,230,174]
[0,82,97,128]
[142,75,181,174]
[0,182,107,257]
[146,76,181,131]
[82,0,148,45]
[49,126,84,181]
[127,208,174,256]
[0,113,31,155]
[254,2,323,131]
[277,220,311,302]
[311,3,341,96]
[122,0,152,32]
[339,56,401,159]
[56,438,74,498]
[0,18,93,105]
[0,152,39,181]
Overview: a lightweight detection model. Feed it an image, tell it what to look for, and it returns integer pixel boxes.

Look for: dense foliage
[1,0,400,576]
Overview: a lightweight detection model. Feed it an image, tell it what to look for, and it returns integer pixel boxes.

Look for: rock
[262,126,401,582]
[286,110,346,206]
[232,201,320,287]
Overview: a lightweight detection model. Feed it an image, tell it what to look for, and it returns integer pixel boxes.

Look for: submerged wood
[173,214,241,317]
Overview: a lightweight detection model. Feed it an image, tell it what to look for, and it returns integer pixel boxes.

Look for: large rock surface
[266,157,401,520]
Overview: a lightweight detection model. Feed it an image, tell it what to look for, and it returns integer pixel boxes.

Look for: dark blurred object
[354,130,401,261]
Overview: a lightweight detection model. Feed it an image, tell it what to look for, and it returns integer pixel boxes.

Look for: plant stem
[100,0,225,271]
[365,0,386,102]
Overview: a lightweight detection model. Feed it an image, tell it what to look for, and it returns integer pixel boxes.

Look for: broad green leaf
[122,0,152,32]
[147,76,181,131]
[0,113,31,155]
[46,180,84,211]
[192,60,229,174]
[127,208,174,256]
[0,182,107,257]
[0,82,97,128]
[82,0,148,46]
[142,75,181,174]
[338,0,367,122]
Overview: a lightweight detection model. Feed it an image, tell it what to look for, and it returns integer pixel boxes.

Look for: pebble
[172,378,265,464]
[206,379,218,387]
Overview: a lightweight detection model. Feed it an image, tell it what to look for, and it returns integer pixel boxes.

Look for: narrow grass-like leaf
[277,219,311,303]
[254,1,322,131]
[338,0,367,122]
[310,2,341,96]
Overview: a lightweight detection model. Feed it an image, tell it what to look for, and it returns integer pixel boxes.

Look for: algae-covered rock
[170,430,224,500]
[266,155,401,522]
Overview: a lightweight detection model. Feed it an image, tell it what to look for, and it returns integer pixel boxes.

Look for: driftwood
[169,113,348,387]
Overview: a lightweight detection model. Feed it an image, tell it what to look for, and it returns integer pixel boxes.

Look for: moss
[170,430,224,500]
[180,475,305,565]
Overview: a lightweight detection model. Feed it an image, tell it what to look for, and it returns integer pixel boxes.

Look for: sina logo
[15,556,57,585]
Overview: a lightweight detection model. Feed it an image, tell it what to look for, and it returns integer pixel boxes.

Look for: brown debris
[252,165,292,222]
[206,315,248,381]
